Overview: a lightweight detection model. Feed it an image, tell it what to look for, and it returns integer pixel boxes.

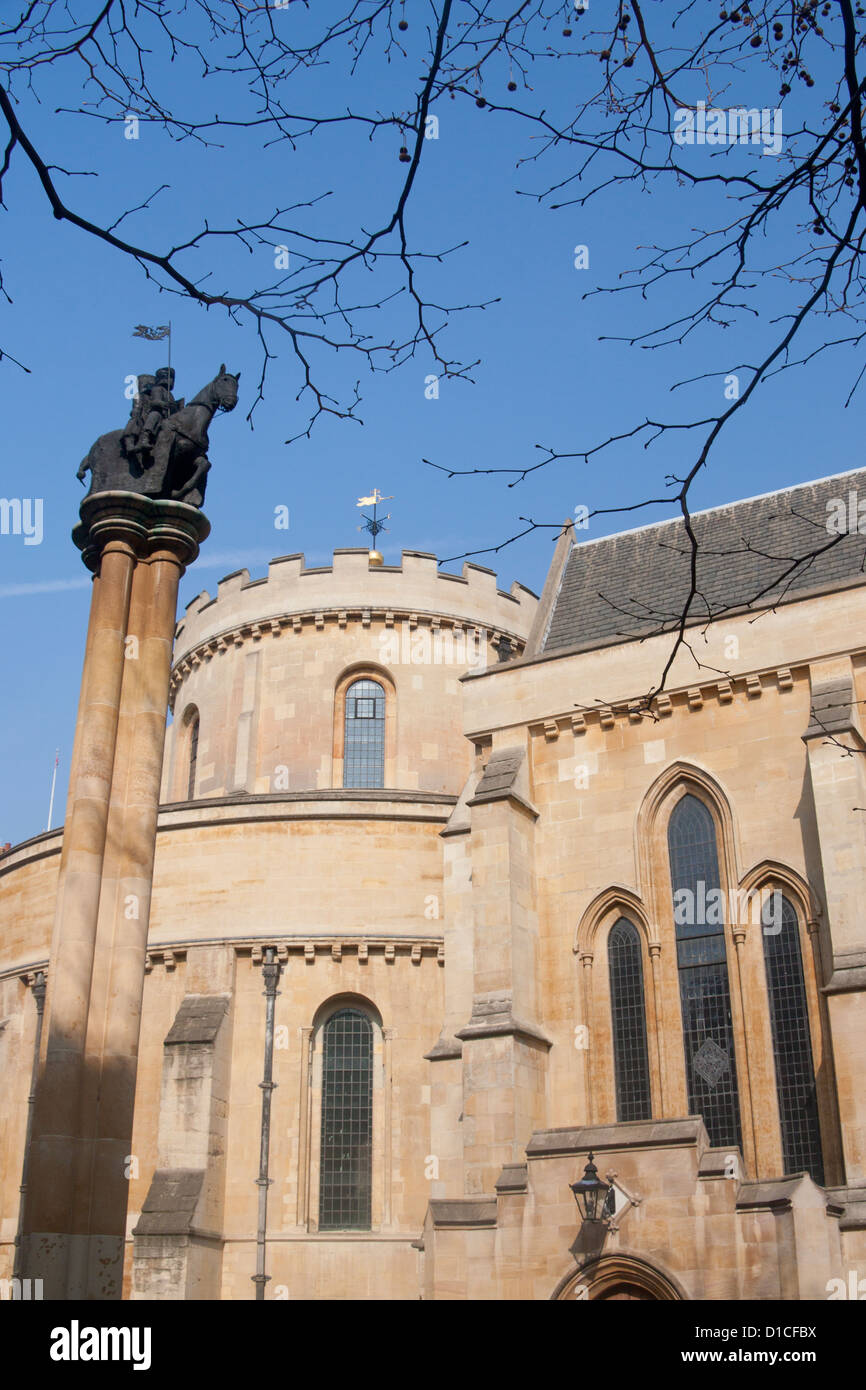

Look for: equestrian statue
[77,364,240,509]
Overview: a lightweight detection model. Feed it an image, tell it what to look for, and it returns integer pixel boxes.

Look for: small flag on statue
[132,324,170,341]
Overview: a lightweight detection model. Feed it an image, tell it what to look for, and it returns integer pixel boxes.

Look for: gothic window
[668,794,742,1150]
[762,895,824,1184]
[342,678,385,789]
[318,1008,373,1230]
[608,918,652,1122]
[185,709,199,800]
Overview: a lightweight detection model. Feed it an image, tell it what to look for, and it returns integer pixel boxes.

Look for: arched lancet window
[185,708,199,801]
[668,794,742,1150]
[608,918,652,1122]
[762,894,824,1184]
[343,678,385,789]
[319,1008,373,1230]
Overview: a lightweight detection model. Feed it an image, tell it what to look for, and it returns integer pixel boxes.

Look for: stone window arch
[762,893,824,1183]
[635,765,756,1166]
[574,888,661,1128]
[668,792,743,1152]
[332,666,396,788]
[342,679,385,789]
[735,861,840,1183]
[174,703,200,801]
[318,1008,374,1229]
[297,995,393,1232]
[608,918,652,1122]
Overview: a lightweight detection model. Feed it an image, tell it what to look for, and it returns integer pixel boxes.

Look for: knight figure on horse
[77,364,240,509]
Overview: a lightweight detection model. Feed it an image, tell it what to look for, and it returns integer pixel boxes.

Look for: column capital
[72,491,210,574]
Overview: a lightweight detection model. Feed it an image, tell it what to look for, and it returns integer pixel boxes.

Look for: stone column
[21,491,208,1299]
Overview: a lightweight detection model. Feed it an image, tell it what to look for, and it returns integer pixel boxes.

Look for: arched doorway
[553,1254,684,1301]
[595,1283,655,1300]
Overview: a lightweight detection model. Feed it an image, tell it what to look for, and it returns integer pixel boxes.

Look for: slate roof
[542,469,866,655]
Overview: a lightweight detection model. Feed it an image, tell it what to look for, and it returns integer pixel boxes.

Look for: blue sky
[1,8,861,840]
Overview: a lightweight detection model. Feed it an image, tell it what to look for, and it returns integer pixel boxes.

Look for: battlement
[174,547,538,668]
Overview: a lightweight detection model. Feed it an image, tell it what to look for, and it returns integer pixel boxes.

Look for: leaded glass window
[762,895,824,1184]
[343,679,385,789]
[318,1009,373,1230]
[186,712,199,800]
[608,918,652,1121]
[668,794,742,1150]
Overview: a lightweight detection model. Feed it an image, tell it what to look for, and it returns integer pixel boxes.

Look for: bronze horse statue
[77,364,240,508]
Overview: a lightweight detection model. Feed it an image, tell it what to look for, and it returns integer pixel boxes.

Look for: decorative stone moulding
[251,943,289,965]
[143,937,441,968]
[523,665,802,742]
[20,966,49,988]
[145,947,187,973]
[168,602,529,708]
[72,491,210,574]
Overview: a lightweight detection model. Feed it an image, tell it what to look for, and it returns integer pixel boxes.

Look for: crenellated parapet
[171,548,537,694]
[162,547,537,804]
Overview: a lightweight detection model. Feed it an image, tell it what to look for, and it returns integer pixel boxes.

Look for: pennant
[132,324,170,341]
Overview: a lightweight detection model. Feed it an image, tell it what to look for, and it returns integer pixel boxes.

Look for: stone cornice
[0,959,50,986]
[514,665,804,745]
[2,939,445,985]
[157,790,459,832]
[160,788,458,810]
[170,604,528,707]
[142,935,445,973]
[0,793,459,867]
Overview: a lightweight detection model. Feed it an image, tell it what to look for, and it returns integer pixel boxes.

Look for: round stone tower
[163,546,537,801]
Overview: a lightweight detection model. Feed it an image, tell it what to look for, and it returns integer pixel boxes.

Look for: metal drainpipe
[252,947,281,1300]
[14,970,47,1281]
